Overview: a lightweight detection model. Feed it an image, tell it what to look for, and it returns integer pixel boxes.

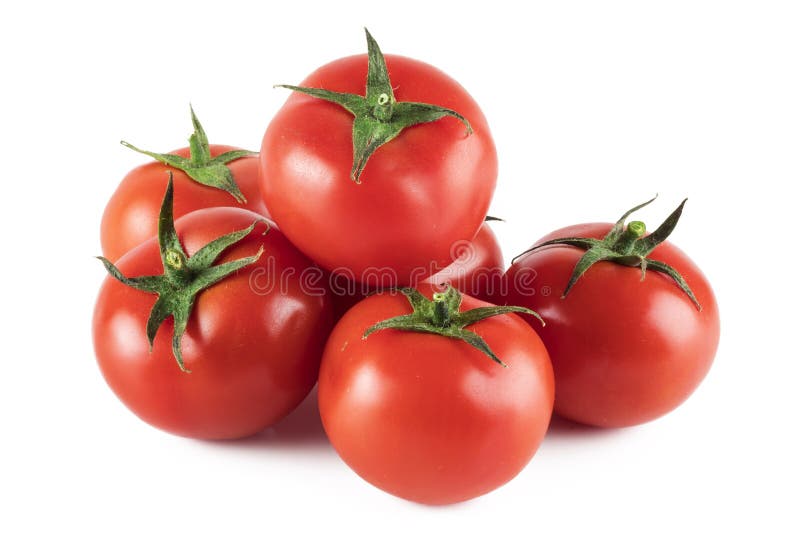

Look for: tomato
[102,107,267,262]
[424,221,504,302]
[500,218,720,428]
[93,206,332,439]
[260,31,497,286]
[101,145,266,262]
[318,285,553,504]
[327,221,505,322]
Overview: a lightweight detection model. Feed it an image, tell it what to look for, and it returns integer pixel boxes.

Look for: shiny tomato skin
[501,223,720,428]
[101,146,267,262]
[425,222,504,302]
[260,54,497,286]
[318,287,554,505]
[93,207,332,440]
[328,222,504,322]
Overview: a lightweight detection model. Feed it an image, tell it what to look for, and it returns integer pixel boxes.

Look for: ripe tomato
[318,285,553,505]
[425,221,504,302]
[326,221,504,322]
[101,145,266,262]
[260,32,497,286]
[501,221,720,428]
[93,207,331,439]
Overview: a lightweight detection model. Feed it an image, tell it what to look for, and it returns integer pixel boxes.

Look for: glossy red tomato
[424,222,504,301]
[260,53,497,285]
[93,207,331,439]
[318,286,553,505]
[101,146,267,262]
[327,222,504,322]
[501,223,720,428]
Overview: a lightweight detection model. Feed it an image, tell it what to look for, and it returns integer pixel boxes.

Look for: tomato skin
[327,222,504,322]
[318,286,553,505]
[424,222,504,302]
[93,207,332,440]
[260,54,497,286]
[101,146,267,262]
[500,223,720,428]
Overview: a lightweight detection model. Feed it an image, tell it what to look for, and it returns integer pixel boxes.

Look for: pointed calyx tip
[513,197,701,310]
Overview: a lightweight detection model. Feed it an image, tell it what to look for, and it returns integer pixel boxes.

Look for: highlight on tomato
[318,284,554,505]
[498,197,720,428]
[93,176,332,440]
[260,29,498,286]
[327,218,505,321]
[101,106,267,262]
[424,218,505,302]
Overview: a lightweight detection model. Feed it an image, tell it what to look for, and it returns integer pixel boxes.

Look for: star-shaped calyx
[120,105,257,202]
[512,196,701,310]
[364,285,543,367]
[277,28,474,183]
[97,174,267,371]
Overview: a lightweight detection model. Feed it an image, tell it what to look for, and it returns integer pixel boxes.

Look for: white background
[2,1,798,532]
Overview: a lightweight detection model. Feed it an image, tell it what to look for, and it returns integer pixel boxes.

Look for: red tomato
[101,146,267,262]
[260,54,497,285]
[318,286,553,505]
[424,222,504,302]
[327,222,504,322]
[501,223,720,428]
[93,207,331,439]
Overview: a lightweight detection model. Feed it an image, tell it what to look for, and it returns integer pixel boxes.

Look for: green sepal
[636,199,687,255]
[363,286,543,367]
[121,105,257,202]
[97,174,267,371]
[513,197,702,310]
[277,28,473,183]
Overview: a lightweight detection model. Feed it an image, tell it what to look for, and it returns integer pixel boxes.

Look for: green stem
[614,221,646,255]
[432,298,450,327]
[373,93,394,121]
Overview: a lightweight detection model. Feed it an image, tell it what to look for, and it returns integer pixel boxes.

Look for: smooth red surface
[424,222,504,301]
[327,222,505,322]
[93,208,332,440]
[260,54,497,285]
[318,287,554,505]
[500,223,720,428]
[101,146,267,262]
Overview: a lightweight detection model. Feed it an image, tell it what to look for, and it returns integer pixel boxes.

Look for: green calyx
[363,286,543,367]
[97,173,267,372]
[121,105,257,202]
[277,28,473,183]
[513,196,702,310]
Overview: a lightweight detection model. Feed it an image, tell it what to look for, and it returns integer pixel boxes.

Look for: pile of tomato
[93,30,720,505]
